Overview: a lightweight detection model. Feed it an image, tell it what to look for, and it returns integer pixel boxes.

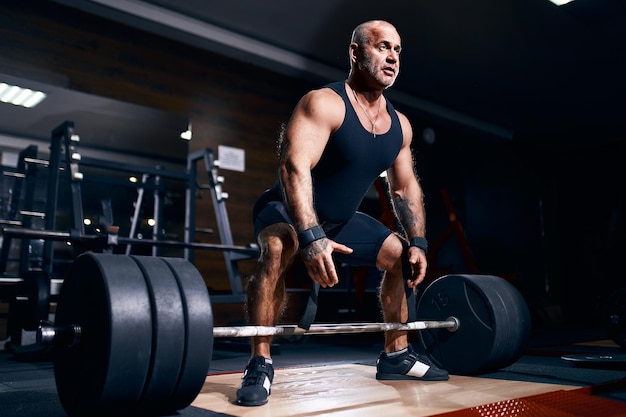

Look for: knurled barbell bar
[39,318,460,344]
[36,253,531,417]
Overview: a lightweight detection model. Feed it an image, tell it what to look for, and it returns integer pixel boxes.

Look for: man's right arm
[279,88,338,231]
[278,88,352,287]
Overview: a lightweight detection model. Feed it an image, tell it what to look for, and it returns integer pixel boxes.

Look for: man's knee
[377,233,405,273]
[257,223,298,263]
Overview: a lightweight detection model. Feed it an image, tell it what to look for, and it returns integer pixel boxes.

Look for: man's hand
[406,246,427,288]
[300,238,353,288]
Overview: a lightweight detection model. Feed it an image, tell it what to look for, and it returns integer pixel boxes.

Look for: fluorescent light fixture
[0,82,47,108]
[548,0,575,5]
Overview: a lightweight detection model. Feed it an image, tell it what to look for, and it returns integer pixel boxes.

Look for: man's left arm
[385,111,427,287]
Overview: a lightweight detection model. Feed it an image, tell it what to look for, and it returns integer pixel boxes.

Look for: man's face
[357,25,402,89]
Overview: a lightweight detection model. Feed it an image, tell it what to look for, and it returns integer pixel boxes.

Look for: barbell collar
[37,322,81,348]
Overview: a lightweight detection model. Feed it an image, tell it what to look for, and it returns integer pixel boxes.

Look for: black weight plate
[603,288,626,348]
[54,253,153,417]
[416,274,531,375]
[130,256,185,413]
[482,276,531,369]
[160,257,213,411]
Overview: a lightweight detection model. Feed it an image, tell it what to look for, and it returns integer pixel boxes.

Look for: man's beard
[358,56,398,88]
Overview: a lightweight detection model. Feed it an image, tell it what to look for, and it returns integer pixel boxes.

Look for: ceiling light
[180,121,192,140]
[180,129,192,140]
[0,82,47,108]
[548,0,575,5]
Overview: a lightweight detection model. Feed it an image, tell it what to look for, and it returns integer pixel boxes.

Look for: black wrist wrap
[409,236,428,254]
[298,225,326,248]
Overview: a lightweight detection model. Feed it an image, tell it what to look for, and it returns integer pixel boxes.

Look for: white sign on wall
[218,145,245,172]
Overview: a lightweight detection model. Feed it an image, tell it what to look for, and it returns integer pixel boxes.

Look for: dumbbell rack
[0,145,48,345]
[0,145,43,275]
[0,121,82,345]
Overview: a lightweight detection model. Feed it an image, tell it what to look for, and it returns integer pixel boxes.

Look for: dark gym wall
[2,1,625,330]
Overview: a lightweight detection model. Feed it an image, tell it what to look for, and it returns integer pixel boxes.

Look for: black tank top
[258,81,403,223]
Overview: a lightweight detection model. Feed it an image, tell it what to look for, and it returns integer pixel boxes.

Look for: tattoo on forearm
[300,238,327,261]
[393,196,419,231]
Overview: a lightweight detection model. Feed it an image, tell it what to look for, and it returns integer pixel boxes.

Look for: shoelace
[404,352,433,366]
[241,365,272,386]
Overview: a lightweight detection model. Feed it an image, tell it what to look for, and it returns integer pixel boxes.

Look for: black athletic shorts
[253,199,392,267]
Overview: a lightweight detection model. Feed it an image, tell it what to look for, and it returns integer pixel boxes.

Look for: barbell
[1,225,260,256]
[37,253,531,417]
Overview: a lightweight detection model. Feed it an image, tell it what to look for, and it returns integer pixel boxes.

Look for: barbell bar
[1,225,259,255]
[40,253,531,417]
[212,318,460,337]
[37,317,460,346]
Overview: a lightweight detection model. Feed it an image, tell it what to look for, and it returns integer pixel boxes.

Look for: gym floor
[1,325,625,417]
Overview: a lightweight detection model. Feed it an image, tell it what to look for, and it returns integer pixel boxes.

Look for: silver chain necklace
[351,88,382,138]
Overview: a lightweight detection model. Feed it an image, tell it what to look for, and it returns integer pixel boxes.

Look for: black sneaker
[236,356,274,406]
[376,344,449,381]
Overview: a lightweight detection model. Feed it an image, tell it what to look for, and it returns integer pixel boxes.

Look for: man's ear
[349,43,359,63]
